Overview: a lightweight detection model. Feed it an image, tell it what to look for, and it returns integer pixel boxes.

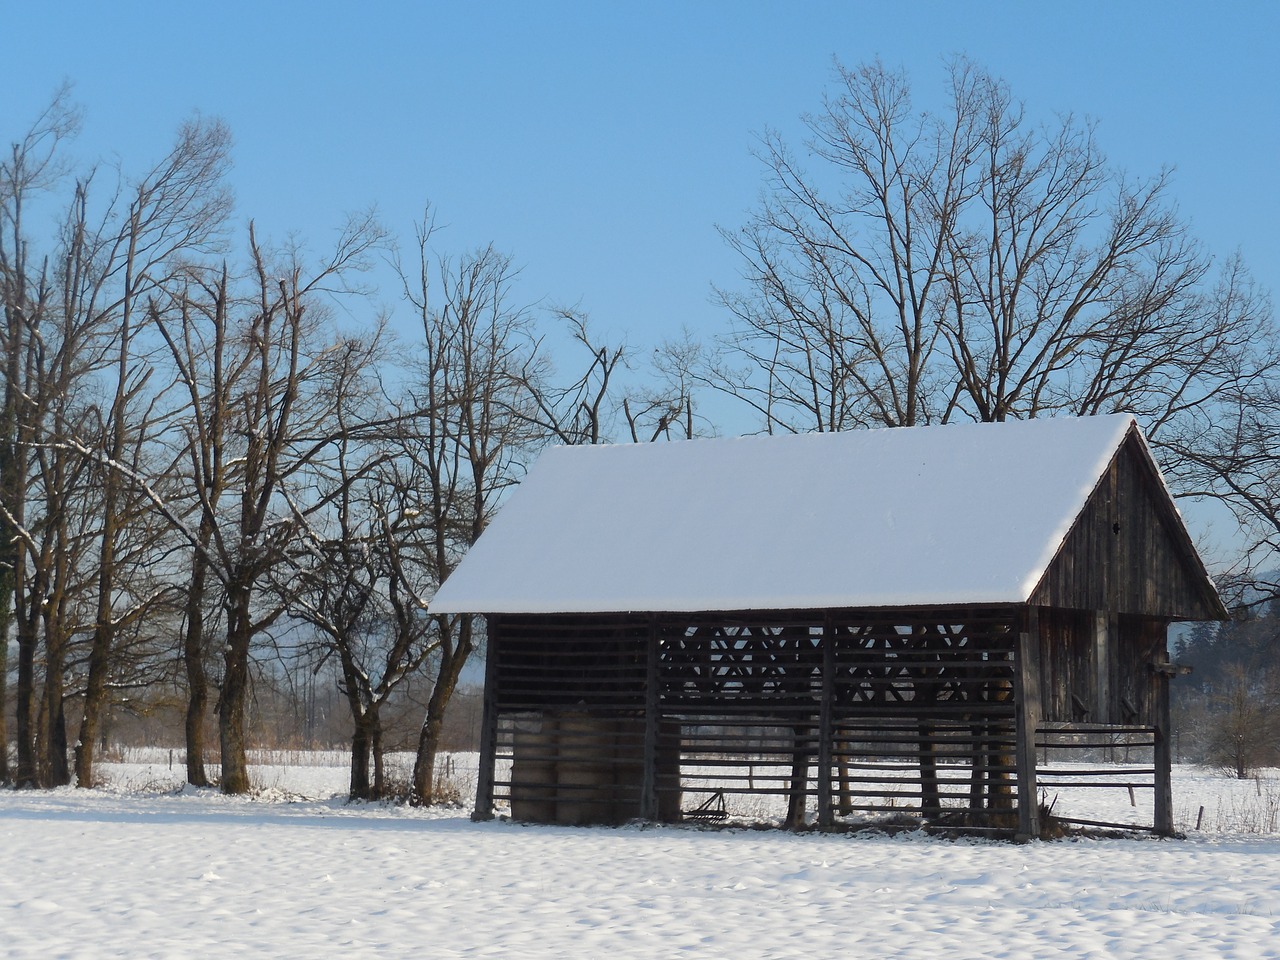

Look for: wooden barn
[430,414,1226,838]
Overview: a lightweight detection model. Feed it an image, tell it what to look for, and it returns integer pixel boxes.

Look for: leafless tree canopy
[714,58,1279,594]
[717,59,1274,427]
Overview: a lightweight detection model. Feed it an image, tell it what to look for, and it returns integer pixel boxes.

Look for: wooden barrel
[612,717,646,822]
[556,713,617,826]
[510,714,558,823]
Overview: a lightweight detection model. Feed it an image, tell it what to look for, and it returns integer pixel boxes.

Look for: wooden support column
[640,617,661,821]
[917,626,941,819]
[1094,611,1113,724]
[817,616,835,828]
[471,615,501,822]
[1014,607,1042,841]
[1152,645,1175,836]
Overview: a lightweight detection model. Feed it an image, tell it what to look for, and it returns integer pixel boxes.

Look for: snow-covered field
[4,754,1280,958]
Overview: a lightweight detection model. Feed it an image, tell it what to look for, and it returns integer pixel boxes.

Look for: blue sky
[3,1,1275,568]
[4,1,1276,357]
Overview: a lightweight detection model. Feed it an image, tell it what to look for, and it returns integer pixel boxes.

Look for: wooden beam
[1014,607,1043,841]
[1094,611,1112,724]
[640,617,661,821]
[1152,646,1175,835]
[471,615,501,822]
[817,614,835,828]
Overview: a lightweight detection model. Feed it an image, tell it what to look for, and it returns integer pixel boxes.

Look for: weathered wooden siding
[1036,607,1166,725]
[1111,615,1165,726]
[1031,431,1224,620]
[1036,607,1094,723]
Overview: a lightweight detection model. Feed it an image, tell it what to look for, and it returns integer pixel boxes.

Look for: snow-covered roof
[430,414,1142,615]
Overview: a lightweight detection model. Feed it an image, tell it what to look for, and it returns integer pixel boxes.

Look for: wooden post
[786,727,809,829]
[1153,646,1175,836]
[1014,607,1042,841]
[471,615,501,821]
[915,626,941,819]
[1094,611,1112,723]
[640,617,661,821]
[817,616,835,828]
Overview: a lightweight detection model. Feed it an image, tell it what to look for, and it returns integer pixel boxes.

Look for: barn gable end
[1029,428,1226,621]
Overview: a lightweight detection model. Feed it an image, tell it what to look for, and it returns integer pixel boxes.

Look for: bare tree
[525,310,625,445]
[715,59,970,430]
[716,57,1280,603]
[626,329,709,442]
[1,95,232,787]
[1204,663,1280,778]
[72,118,232,787]
[277,326,436,800]
[0,87,83,785]
[717,58,1276,438]
[395,220,542,804]
[524,312,707,445]
[151,215,387,793]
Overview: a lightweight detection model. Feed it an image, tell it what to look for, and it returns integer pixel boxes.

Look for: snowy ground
[4,755,1280,958]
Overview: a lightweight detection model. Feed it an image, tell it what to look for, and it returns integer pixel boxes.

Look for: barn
[430,414,1226,838]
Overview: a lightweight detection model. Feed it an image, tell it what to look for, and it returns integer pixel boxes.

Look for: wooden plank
[1152,646,1175,835]
[1015,608,1042,841]
[472,615,502,822]
[817,615,835,827]
[640,616,661,821]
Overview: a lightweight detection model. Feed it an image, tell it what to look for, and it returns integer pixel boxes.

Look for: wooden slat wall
[488,616,653,825]
[487,610,1031,833]
[1031,434,1223,621]
[1037,607,1095,724]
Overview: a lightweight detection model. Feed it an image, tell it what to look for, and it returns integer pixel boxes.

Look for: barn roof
[430,414,1215,616]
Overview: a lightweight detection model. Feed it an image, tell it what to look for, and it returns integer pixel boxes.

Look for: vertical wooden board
[1034,432,1224,620]
[1066,609,1092,720]
[555,713,617,826]
[1014,608,1043,840]
[1152,646,1175,835]
[1110,615,1165,723]
[1035,608,1094,724]
[640,617,661,821]
[817,615,835,827]
[1094,612,1112,725]
[473,615,502,821]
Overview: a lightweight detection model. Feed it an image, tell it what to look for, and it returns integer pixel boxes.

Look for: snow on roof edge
[1016,414,1136,600]
[430,414,1153,616]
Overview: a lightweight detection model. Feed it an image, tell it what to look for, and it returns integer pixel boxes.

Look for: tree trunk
[0,582,10,785]
[370,713,385,800]
[40,604,71,788]
[74,621,112,788]
[40,653,71,788]
[349,713,372,801]
[13,613,37,787]
[412,694,446,805]
[411,618,474,805]
[76,526,119,788]
[185,670,211,788]
[218,590,254,795]
[347,710,388,802]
